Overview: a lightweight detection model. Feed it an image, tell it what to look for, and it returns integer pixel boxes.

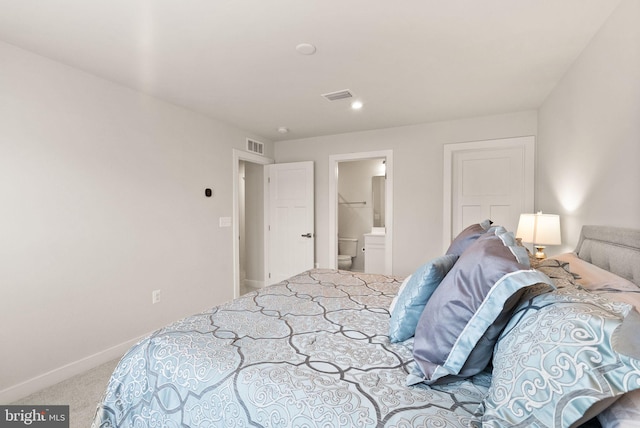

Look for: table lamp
[516,212,561,259]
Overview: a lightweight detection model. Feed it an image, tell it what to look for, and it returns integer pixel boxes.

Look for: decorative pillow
[598,389,640,427]
[445,219,493,257]
[552,252,640,310]
[388,274,412,315]
[535,258,579,288]
[410,230,554,385]
[480,284,640,428]
[388,254,458,343]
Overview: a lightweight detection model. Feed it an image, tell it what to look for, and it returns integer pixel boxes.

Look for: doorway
[336,158,386,272]
[233,149,273,298]
[329,150,393,275]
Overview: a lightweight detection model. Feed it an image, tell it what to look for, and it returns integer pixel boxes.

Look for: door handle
[301,233,313,238]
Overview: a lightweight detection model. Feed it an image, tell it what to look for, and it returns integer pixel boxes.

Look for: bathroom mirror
[372,175,386,227]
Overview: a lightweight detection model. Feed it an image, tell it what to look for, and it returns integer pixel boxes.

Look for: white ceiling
[0,0,622,141]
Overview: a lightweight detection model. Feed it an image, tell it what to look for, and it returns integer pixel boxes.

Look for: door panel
[445,137,534,247]
[266,161,314,284]
[453,148,526,236]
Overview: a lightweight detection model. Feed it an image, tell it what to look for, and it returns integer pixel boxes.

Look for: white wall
[537,0,640,253]
[0,41,271,401]
[275,111,538,276]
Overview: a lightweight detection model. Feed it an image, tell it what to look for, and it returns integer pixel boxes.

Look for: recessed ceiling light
[296,43,316,55]
[351,100,363,110]
[277,126,289,134]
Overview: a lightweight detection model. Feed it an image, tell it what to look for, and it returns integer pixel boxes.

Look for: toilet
[338,237,358,270]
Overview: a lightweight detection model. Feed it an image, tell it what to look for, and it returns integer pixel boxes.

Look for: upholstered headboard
[575,225,640,287]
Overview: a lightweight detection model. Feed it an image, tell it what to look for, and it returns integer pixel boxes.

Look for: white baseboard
[0,334,146,404]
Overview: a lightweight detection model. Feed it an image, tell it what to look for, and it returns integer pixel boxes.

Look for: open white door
[265,161,314,285]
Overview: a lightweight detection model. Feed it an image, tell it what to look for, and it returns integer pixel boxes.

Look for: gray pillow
[445,219,492,257]
[410,230,554,385]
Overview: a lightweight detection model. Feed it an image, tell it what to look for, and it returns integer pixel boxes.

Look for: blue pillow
[388,254,458,343]
[388,274,412,315]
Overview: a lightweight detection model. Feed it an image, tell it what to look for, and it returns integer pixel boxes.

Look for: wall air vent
[321,89,353,102]
[246,138,264,155]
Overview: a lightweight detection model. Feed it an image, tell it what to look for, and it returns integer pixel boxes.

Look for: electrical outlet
[152,289,161,304]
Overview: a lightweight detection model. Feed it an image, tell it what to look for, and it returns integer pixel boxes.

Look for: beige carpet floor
[12,358,120,428]
[11,289,263,428]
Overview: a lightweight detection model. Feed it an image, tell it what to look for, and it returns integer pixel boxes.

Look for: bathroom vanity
[364,232,386,274]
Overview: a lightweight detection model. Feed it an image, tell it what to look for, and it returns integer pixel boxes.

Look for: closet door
[443,136,534,249]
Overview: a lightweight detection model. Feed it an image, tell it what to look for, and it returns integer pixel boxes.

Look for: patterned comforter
[92,269,491,427]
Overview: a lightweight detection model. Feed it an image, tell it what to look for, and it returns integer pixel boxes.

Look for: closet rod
[339,201,366,205]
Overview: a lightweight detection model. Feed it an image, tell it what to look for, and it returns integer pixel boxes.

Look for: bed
[92,224,640,427]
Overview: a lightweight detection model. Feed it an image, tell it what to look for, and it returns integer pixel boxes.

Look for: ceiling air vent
[246,138,264,155]
[321,89,353,102]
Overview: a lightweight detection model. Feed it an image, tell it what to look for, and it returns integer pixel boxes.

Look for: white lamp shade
[516,213,561,245]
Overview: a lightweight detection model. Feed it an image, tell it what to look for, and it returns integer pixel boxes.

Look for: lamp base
[534,245,547,259]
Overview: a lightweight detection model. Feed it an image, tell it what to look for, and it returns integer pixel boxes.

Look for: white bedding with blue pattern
[92,257,640,427]
[92,270,492,427]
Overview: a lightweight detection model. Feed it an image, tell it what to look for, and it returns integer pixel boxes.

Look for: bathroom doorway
[328,150,393,275]
[336,158,385,272]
